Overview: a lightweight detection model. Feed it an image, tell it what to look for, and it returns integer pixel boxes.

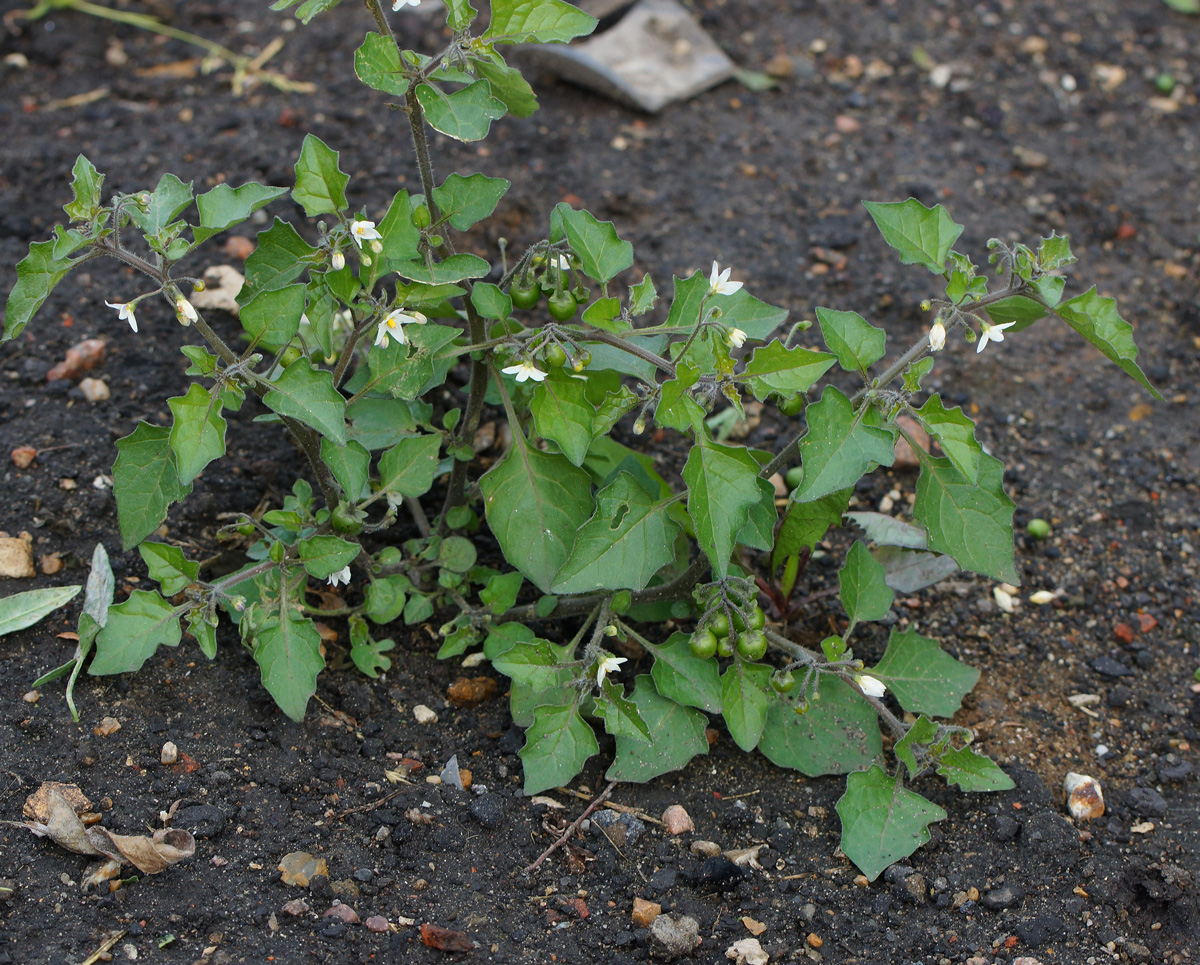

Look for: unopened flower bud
[920,299,932,312]
[369,240,383,254]
[192,279,207,293]
[361,254,373,267]
[331,250,345,271]
[633,416,646,436]
[176,296,198,326]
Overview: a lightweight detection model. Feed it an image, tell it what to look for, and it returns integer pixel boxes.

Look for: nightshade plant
[4,0,1160,879]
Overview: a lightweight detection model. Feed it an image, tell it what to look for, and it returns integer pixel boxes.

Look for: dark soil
[2,1,1199,963]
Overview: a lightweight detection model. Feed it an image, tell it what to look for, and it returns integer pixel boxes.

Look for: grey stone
[648,913,699,960]
[1156,756,1193,783]
[469,793,505,829]
[1017,913,1066,946]
[1090,656,1134,678]
[591,809,645,846]
[1127,787,1168,817]
[981,884,1023,910]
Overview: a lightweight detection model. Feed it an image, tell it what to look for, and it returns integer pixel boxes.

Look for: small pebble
[413,704,438,724]
[649,914,700,960]
[725,937,768,965]
[323,903,360,924]
[1063,772,1105,821]
[631,896,661,927]
[281,899,310,916]
[690,840,721,857]
[78,377,110,402]
[662,804,694,835]
[94,716,121,737]
[365,916,390,933]
[22,691,39,704]
[160,741,178,765]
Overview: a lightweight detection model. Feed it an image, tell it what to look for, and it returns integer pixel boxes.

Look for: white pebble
[160,741,179,765]
[413,704,438,724]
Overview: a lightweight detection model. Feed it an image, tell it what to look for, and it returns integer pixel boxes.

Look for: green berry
[709,613,730,638]
[1027,518,1051,540]
[690,628,719,659]
[736,629,768,661]
[785,467,804,489]
[771,670,796,693]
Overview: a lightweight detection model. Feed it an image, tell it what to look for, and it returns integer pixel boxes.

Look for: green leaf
[914,396,981,483]
[592,384,639,438]
[1038,233,1077,271]
[606,675,709,782]
[404,592,434,625]
[297,535,360,580]
[347,397,427,449]
[913,452,1017,583]
[0,586,82,637]
[187,609,218,660]
[1052,288,1162,399]
[551,472,681,593]
[984,297,1047,333]
[365,575,409,624]
[377,433,442,499]
[138,542,199,596]
[440,0,478,30]
[241,284,305,348]
[774,489,851,562]
[553,204,634,284]
[484,621,535,660]
[815,306,886,374]
[193,182,287,245]
[629,273,657,315]
[598,678,651,743]
[893,714,940,778]
[491,638,575,718]
[580,296,623,330]
[656,361,706,434]
[64,154,104,223]
[270,0,345,23]
[935,745,1015,792]
[320,438,371,500]
[473,55,539,117]
[835,765,946,881]
[480,571,523,615]
[871,627,980,717]
[519,703,599,795]
[262,359,347,445]
[683,440,765,579]
[718,289,789,341]
[364,189,422,287]
[252,600,324,721]
[531,371,595,467]
[354,32,409,97]
[167,384,227,485]
[432,173,510,231]
[242,218,317,296]
[645,631,721,714]
[480,443,594,593]
[720,660,774,751]
[759,676,883,775]
[416,80,507,141]
[471,281,513,319]
[438,536,477,573]
[484,0,597,44]
[740,341,837,401]
[844,512,927,549]
[113,423,192,550]
[4,239,78,341]
[350,629,394,678]
[872,546,958,594]
[392,252,491,284]
[1162,0,1200,13]
[839,541,895,626]
[292,134,349,217]
[90,590,182,674]
[792,387,896,502]
[129,173,194,237]
[862,198,964,274]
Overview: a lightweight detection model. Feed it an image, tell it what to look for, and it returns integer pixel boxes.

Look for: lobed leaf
[64,154,104,223]
[5,240,79,341]
[292,134,349,217]
[606,675,709,782]
[1052,288,1162,399]
[740,341,837,401]
[683,440,764,579]
[871,627,980,718]
[862,198,964,274]
[113,424,193,550]
[815,306,886,373]
[416,80,507,142]
[377,433,442,500]
[914,396,981,483]
[432,173,511,231]
[484,0,597,44]
[354,32,410,97]
[836,765,946,880]
[262,359,347,445]
[90,589,182,675]
[758,676,882,775]
[193,182,287,245]
[553,204,634,284]
[519,703,599,795]
[645,632,721,714]
[240,284,305,348]
[792,387,895,503]
[138,543,199,596]
[167,384,227,485]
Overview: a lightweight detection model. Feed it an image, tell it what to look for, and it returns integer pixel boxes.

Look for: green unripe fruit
[412,204,431,229]
[736,629,768,661]
[543,343,568,368]
[1027,518,1051,539]
[330,502,363,535]
[778,394,805,416]
[717,636,736,658]
[428,234,444,247]
[268,541,284,563]
[547,291,578,322]
[572,350,591,373]
[785,466,804,489]
[792,699,810,716]
[709,613,730,638]
[771,669,797,693]
[236,523,256,537]
[689,628,719,659]
[1155,72,1176,95]
[510,282,540,310]
[280,346,303,366]
[732,605,765,633]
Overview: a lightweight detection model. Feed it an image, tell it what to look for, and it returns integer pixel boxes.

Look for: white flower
[976,318,1015,354]
[392,0,420,9]
[928,319,946,352]
[550,254,571,270]
[374,309,427,348]
[349,219,382,249]
[708,261,743,297]
[331,250,345,271]
[855,674,887,698]
[176,297,198,325]
[596,654,627,688]
[105,300,137,333]
[726,327,747,349]
[502,360,548,383]
[327,565,351,587]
